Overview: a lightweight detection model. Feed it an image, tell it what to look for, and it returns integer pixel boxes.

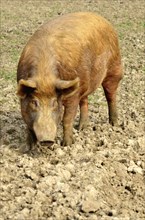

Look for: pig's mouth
[39,140,54,147]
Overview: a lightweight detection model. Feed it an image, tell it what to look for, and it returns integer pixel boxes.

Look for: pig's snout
[33,121,57,146]
[40,140,54,147]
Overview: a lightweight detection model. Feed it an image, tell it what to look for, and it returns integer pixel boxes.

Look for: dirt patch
[0,0,145,219]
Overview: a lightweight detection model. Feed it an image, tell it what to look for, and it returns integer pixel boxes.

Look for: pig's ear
[56,77,80,98]
[17,79,37,98]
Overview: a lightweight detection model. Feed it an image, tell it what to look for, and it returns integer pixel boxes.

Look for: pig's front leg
[20,129,37,153]
[62,101,78,146]
[27,129,38,150]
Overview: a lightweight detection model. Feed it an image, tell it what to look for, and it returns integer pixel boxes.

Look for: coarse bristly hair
[17,12,122,99]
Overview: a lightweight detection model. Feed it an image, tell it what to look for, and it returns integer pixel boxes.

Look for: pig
[17,12,123,150]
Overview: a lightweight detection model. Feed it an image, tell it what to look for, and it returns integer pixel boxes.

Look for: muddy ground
[0,0,145,219]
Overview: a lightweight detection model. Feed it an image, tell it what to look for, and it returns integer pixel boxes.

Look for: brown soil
[0,0,145,219]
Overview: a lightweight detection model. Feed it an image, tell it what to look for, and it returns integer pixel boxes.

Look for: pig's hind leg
[78,97,88,130]
[102,64,123,126]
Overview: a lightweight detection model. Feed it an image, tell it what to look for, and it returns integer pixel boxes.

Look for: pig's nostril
[40,141,54,147]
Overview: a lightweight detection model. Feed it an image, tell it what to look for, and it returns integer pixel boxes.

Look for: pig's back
[18,12,120,94]
[31,12,119,62]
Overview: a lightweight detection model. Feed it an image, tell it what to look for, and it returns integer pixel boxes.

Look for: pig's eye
[30,99,39,108]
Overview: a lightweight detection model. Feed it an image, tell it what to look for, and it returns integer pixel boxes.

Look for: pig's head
[17,77,79,146]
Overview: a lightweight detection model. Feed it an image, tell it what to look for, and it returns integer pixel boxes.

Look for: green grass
[0,70,16,82]
[1,34,21,82]
[10,48,20,63]
[119,21,133,28]
[139,21,145,28]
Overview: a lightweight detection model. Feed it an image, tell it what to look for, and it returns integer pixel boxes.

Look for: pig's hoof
[62,136,74,146]
[77,118,88,131]
[109,119,118,126]
[78,122,88,131]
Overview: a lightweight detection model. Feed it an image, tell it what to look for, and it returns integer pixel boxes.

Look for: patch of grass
[0,70,16,82]
[10,48,20,63]
[139,21,145,28]
[89,94,98,102]
[118,32,124,40]
[119,21,133,29]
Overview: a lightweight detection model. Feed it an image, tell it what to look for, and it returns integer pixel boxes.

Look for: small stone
[127,161,144,175]
[80,186,100,213]
[136,161,142,167]
[133,166,144,175]
[81,197,100,213]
